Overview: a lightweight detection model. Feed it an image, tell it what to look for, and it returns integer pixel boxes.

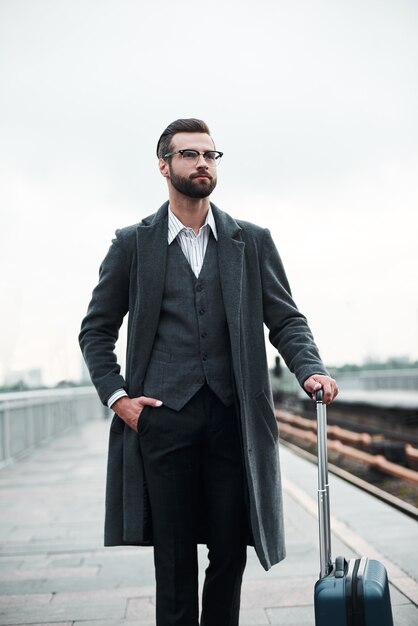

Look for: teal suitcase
[313,390,394,625]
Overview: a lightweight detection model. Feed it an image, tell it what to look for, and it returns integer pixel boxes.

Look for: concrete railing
[329,368,418,392]
[0,386,105,467]
[271,367,418,395]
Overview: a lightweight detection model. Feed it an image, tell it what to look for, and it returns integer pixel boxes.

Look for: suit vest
[143,234,234,411]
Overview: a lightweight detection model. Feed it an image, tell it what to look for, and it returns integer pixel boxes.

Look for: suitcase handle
[316,389,333,578]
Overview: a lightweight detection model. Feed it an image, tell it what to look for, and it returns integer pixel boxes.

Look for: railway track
[275,407,418,521]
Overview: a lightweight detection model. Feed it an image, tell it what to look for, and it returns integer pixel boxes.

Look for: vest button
[202,353,208,361]
[196,284,203,292]
[201,331,208,339]
[198,377,205,384]
[199,308,205,315]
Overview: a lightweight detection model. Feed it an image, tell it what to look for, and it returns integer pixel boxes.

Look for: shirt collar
[167,204,218,244]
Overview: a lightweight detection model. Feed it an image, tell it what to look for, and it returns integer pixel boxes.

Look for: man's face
[162,132,218,199]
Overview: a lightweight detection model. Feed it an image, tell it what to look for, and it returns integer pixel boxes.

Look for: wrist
[107,389,128,409]
[112,396,131,414]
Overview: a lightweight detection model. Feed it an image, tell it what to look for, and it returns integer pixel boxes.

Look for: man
[79,118,338,626]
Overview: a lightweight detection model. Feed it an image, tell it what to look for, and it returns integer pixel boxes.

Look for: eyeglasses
[163,149,223,166]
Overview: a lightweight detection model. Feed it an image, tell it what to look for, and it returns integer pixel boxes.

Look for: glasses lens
[181,150,199,161]
[179,150,222,166]
[203,151,219,164]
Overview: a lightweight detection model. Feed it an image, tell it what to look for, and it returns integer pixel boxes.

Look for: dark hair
[156,118,212,158]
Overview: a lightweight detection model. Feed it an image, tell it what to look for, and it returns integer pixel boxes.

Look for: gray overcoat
[79,202,328,571]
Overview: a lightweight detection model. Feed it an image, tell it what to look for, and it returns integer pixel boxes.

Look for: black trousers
[138,384,248,626]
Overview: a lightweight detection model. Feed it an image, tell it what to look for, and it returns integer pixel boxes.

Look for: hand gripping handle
[316,389,333,578]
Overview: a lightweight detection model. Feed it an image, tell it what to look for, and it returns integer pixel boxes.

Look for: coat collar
[139,201,242,239]
[210,203,242,240]
[140,201,169,228]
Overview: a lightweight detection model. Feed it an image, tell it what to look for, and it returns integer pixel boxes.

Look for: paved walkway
[0,418,417,625]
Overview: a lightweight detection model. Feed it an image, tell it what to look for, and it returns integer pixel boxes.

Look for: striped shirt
[168,205,218,278]
[107,205,218,408]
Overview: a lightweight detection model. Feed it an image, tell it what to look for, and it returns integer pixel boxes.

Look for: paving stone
[238,608,269,624]
[392,603,418,625]
[0,526,33,541]
[83,547,154,565]
[240,577,315,609]
[30,530,71,541]
[17,557,51,570]
[46,598,127,622]
[0,557,24,570]
[0,543,100,557]
[6,621,72,626]
[73,622,147,626]
[125,596,155,620]
[267,604,314,625]
[4,622,72,626]
[95,554,156,588]
[0,600,125,625]
[0,572,151,596]
[389,582,414,606]
[49,557,83,567]
[0,594,53,607]
[49,586,155,602]
[0,590,131,623]
[0,566,99,582]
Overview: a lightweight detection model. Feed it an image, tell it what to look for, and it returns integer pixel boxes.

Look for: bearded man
[79,118,338,626]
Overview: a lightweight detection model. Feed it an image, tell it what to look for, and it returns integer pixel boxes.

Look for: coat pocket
[254,391,279,443]
[136,405,150,436]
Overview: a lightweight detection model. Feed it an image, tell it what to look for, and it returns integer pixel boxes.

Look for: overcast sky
[1,0,417,385]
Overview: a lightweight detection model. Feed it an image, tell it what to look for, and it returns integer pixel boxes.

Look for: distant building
[4,368,43,389]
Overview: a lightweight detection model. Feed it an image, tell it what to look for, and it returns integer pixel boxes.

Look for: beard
[169,168,217,199]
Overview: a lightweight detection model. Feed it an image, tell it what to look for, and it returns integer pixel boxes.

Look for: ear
[159,158,170,178]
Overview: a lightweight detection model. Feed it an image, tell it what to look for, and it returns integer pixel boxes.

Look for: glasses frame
[163,149,223,166]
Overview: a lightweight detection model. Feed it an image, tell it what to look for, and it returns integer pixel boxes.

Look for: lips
[191,174,212,181]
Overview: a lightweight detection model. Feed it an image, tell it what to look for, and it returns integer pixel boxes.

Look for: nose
[196,153,209,168]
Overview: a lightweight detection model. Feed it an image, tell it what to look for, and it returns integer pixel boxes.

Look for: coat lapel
[134,203,169,382]
[212,204,245,353]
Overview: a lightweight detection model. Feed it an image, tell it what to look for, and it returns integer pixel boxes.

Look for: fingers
[112,395,163,431]
[320,380,338,404]
[305,379,322,393]
[134,396,163,435]
[304,375,339,404]
[303,376,322,395]
[138,396,163,408]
